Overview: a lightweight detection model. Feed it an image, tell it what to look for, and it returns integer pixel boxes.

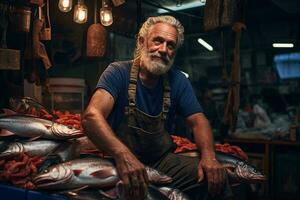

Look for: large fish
[215,152,266,184]
[33,157,172,190]
[0,139,81,162]
[0,115,83,139]
[178,151,266,185]
[0,140,60,158]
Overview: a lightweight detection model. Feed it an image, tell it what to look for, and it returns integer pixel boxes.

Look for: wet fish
[0,140,82,174]
[0,115,83,139]
[0,140,60,159]
[216,152,266,184]
[158,187,191,200]
[33,157,172,190]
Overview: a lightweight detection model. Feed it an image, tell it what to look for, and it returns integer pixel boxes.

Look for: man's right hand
[115,151,149,200]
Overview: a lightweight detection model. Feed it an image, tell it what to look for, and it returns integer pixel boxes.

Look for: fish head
[33,164,73,189]
[51,123,83,139]
[145,167,173,184]
[234,161,266,183]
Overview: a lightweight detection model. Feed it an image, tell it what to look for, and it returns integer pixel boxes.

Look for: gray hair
[134,15,184,59]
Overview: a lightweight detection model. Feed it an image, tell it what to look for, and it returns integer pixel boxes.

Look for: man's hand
[115,151,149,200]
[197,157,226,196]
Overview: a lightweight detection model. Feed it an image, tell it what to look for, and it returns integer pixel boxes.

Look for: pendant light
[58,0,73,12]
[100,0,113,26]
[73,0,88,24]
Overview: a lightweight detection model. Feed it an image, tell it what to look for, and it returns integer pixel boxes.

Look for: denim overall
[117,60,174,164]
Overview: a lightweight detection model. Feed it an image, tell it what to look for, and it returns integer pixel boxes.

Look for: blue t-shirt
[96,60,203,133]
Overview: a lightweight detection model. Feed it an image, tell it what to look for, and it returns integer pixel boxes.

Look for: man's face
[140,23,178,75]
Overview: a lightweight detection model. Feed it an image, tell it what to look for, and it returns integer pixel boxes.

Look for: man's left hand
[197,157,226,196]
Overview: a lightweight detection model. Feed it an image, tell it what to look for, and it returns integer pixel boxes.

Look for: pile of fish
[0,97,84,188]
[31,152,266,190]
[0,97,267,200]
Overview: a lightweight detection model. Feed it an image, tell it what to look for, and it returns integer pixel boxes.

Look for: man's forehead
[148,23,178,39]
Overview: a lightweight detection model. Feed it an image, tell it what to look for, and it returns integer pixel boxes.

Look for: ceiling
[48,0,300,64]
[115,0,300,53]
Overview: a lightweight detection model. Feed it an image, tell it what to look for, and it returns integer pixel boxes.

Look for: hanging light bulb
[73,0,88,24]
[58,0,73,12]
[100,0,113,26]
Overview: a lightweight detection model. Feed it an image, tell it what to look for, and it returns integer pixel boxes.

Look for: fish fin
[2,108,17,115]
[42,143,65,163]
[90,168,114,178]
[0,129,15,136]
[73,169,83,176]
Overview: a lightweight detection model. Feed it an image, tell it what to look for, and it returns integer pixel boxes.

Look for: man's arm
[185,113,226,196]
[82,89,148,200]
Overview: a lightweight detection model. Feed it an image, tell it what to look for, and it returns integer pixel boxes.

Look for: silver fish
[158,187,191,200]
[0,115,83,139]
[216,152,266,184]
[33,157,172,190]
[0,140,60,158]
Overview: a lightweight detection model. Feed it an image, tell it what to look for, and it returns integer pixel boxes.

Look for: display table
[0,183,67,200]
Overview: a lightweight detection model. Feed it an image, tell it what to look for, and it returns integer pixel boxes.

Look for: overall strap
[127,59,139,116]
[162,75,170,120]
[126,59,171,120]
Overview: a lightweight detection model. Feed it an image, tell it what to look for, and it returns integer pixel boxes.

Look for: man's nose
[158,42,167,54]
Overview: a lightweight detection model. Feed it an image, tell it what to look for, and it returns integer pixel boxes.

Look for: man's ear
[138,36,145,47]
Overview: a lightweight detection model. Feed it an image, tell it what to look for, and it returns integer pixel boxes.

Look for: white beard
[140,48,174,75]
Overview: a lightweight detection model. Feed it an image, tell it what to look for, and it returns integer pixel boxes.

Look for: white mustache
[149,52,171,63]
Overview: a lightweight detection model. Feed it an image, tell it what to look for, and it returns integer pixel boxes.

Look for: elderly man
[82,15,230,200]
